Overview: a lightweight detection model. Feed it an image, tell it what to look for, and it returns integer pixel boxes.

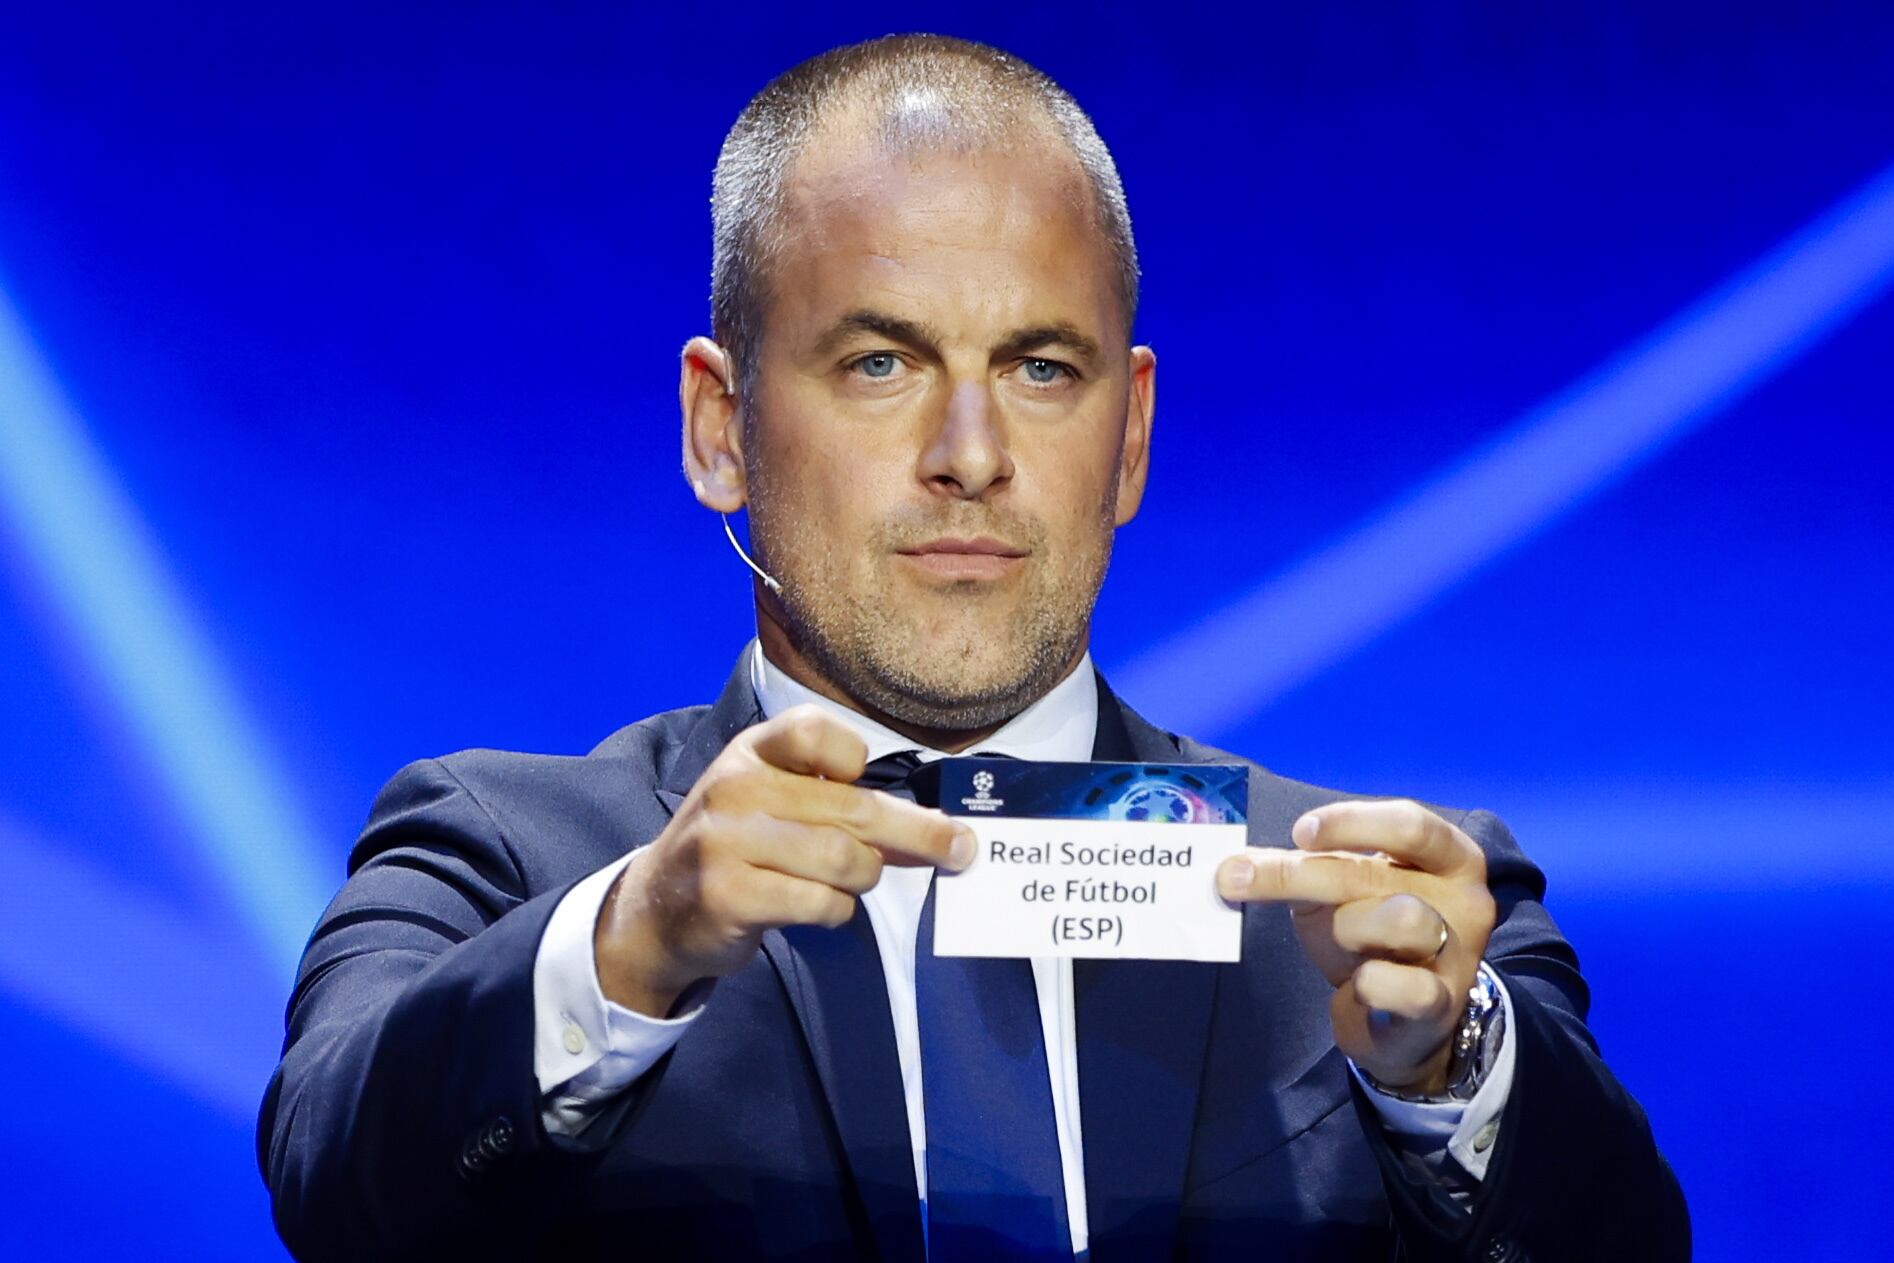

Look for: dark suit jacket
[259,660,1688,1261]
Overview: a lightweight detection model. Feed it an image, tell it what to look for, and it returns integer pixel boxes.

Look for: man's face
[737,129,1153,731]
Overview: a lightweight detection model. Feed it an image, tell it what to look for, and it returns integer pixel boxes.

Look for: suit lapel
[657,655,924,1262]
[1075,676,1222,1259]
[653,657,765,812]
[765,916,923,1262]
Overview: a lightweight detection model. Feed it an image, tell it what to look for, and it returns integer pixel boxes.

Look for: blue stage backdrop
[2,5,1890,1258]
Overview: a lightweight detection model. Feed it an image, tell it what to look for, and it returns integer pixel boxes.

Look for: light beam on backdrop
[0,283,331,977]
[0,814,276,1124]
[1114,158,1894,741]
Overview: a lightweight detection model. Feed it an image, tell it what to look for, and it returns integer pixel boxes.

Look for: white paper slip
[930,759,1250,962]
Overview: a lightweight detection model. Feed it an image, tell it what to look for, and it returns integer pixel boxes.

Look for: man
[260,35,1687,1262]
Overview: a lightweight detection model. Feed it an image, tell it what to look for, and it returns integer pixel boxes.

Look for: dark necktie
[861,751,1072,1260]
[855,750,929,797]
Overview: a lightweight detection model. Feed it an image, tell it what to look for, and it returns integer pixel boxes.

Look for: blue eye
[1022,358,1066,384]
[857,353,898,378]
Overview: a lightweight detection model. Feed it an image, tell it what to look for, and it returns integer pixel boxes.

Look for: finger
[765,773,975,872]
[746,705,870,782]
[1294,800,1480,878]
[730,816,885,895]
[1331,894,1450,964]
[712,862,859,932]
[1281,904,1359,988]
[1217,847,1413,907]
[1329,985,1455,1085]
[1350,959,1457,1026]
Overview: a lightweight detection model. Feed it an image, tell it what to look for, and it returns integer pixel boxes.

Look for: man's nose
[918,378,1013,499]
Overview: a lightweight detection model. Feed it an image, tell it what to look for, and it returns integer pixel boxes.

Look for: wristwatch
[1364,962,1506,1104]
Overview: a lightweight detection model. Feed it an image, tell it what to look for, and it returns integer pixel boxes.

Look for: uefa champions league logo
[959,766,1003,813]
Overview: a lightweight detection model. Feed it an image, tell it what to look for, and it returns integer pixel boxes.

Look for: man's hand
[594,705,974,1016]
[1216,801,1497,1093]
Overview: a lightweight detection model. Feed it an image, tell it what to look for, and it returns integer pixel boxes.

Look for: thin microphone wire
[721,513,783,594]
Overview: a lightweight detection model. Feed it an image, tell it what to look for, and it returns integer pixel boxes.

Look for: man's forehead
[770,127,1119,341]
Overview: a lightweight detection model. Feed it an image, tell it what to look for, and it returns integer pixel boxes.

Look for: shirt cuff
[1347,969,1516,1184]
[531,849,706,1137]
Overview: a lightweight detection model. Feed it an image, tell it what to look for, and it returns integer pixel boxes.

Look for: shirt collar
[747,638,1098,764]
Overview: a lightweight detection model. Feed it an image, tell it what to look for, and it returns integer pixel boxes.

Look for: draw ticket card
[931,759,1250,962]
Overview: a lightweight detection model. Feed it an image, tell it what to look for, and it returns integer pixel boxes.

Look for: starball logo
[960,767,1004,813]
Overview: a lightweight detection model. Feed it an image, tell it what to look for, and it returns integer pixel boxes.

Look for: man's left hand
[1216,801,1497,1094]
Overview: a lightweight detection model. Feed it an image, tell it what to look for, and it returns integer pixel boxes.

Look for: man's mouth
[896,536,1030,582]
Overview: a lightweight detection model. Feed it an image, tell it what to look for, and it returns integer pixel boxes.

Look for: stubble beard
[748,465,1114,733]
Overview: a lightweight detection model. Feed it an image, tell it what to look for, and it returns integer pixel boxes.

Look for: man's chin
[776,570,1090,731]
[899,622,1034,675]
[869,633,1071,719]
[862,671,1042,733]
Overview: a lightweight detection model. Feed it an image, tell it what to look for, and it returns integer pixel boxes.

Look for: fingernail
[1293,814,1321,847]
[948,826,976,871]
[1219,857,1254,896]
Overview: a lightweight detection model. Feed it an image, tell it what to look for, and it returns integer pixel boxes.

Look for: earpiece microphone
[721,513,784,595]
[712,358,781,593]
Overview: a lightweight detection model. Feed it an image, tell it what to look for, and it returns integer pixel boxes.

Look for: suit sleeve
[1354,809,1691,1263]
[257,758,615,1261]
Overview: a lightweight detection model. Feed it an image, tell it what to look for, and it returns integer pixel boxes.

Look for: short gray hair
[710,35,1140,394]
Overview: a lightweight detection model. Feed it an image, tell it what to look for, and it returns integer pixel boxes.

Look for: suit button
[480,1117,516,1159]
[458,1116,516,1185]
[1482,1236,1519,1261]
[456,1147,488,1185]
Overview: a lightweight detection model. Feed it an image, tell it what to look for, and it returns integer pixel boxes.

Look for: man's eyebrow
[993,322,1103,367]
[812,310,942,356]
[813,311,1104,368]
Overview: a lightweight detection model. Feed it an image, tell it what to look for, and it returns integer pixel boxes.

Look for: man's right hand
[593,704,974,1016]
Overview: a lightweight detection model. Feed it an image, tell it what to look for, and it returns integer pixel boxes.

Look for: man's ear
[1113,345,1156,526]
[680,336,747,513]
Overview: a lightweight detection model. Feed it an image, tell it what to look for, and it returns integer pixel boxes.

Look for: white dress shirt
[529,641,1515,1250]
